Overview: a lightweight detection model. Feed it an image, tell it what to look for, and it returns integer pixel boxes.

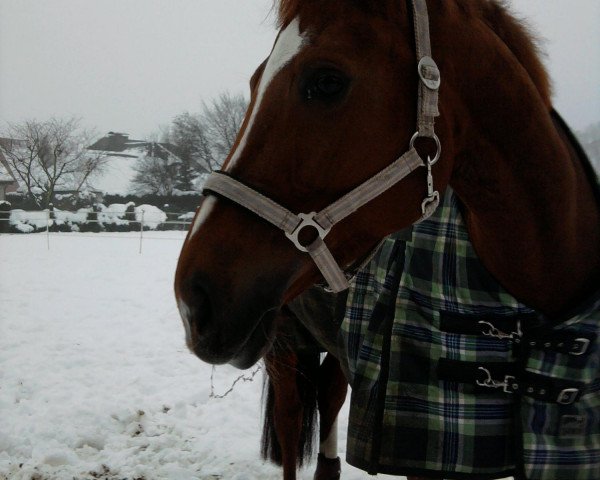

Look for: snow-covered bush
[50,208,90,232]
[9,209,49,233]
[3,203,170,233]
[135,204,167,230]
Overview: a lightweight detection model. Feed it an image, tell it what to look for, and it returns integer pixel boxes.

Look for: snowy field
[0,232,403,480]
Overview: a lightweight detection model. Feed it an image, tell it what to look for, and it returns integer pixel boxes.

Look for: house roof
[88,132,148,153]
[0,149,19,185]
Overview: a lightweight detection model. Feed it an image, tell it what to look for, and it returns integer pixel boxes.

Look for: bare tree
[0,118,106,208]
[170,112,215,182]
[202,92,247,167]
[131,142,179,195]
[166,93,248,181]
[132,92,248,196]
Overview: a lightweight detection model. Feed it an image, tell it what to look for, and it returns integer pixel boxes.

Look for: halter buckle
[418,56,441,91]
[285,212,331,253]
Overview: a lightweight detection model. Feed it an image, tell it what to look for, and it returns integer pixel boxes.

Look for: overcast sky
[1,0,598,139]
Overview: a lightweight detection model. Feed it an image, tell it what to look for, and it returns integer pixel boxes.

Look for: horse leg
[266,350,304,480]
[314,353,347,480]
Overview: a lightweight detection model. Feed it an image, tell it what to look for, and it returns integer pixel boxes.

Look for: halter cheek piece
[202,0,441,293]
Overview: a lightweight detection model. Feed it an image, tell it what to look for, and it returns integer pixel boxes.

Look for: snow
[0,233,406,480]
[90,150,141,195]
[94,204,167,230]
[9,209,49,231]
[177,212,196,221]
[135,205,167,229]
[0,164,14,183]
[54,209,90,225]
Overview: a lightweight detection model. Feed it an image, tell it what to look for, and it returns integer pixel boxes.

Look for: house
[87,132,147,158]
[87,132,205,195]
[0,139,21,202]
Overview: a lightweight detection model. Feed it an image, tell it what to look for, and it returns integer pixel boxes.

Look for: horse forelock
[276,0,301,27]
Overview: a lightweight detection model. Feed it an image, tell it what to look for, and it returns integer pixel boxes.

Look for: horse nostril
[184,275,213,333]
[178,276,213,340]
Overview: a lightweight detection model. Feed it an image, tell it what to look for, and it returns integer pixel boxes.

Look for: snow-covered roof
[0,154,18,184]
[88,148,143,195]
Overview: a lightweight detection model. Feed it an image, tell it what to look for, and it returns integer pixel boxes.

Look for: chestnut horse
[176,0,599,478]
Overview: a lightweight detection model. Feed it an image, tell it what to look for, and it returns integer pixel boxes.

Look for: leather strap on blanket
[437,358,586,405]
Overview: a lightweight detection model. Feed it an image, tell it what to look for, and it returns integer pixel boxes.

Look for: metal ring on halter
[410,131,441,165]
[285,212,331,253]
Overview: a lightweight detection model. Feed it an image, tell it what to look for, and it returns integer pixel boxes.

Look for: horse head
[175,0,600,368]
[175,0,459,368]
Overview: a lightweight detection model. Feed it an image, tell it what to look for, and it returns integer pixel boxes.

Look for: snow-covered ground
[0,233,403,480]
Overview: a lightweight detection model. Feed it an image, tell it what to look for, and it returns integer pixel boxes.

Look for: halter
[202,0,441,293]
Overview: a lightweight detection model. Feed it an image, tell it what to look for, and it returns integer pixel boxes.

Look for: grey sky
[1,0,598,139]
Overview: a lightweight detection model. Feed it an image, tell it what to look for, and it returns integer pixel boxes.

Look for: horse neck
[439,30,600,317]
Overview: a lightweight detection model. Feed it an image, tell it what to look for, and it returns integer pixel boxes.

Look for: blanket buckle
[476,367,517,394]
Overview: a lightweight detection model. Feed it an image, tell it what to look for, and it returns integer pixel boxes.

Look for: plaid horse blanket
[340,187,599,480]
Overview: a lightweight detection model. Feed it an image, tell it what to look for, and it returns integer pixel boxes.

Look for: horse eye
[304,69,349,102]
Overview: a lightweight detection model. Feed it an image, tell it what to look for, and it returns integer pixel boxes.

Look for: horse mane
[275,0,552,105]
[456,0,552,105]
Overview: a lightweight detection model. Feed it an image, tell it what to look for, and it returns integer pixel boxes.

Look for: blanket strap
[437,358,586,405]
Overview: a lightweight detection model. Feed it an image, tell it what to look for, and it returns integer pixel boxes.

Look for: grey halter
[202,0,441,293]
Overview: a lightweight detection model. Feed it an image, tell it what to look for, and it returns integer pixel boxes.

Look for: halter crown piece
[202,0,441,293]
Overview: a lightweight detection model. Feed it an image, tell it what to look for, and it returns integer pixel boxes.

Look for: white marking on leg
[320,417,339,459]
[225,18,308,171]
[189,195,217,239]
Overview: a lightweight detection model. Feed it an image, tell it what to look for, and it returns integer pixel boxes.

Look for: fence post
[139,209,145,254]
[46,210,50,250]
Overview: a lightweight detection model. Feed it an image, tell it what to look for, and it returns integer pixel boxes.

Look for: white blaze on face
[188,18,307,240]
[224,17,307,172]
[189,195,217,239]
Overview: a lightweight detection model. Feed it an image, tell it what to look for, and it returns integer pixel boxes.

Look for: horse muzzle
[176,271,281,369]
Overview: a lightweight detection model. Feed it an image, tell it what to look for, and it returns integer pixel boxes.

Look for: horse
[263,286,437,480]
[175,0,599,478]
[262,298,347,480]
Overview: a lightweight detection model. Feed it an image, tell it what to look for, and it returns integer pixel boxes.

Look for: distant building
[87,132,147,158]
[87,132,207,195]
[0,139,22,202]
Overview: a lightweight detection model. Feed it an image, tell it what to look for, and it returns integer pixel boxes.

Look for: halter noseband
[201,0,441,293]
